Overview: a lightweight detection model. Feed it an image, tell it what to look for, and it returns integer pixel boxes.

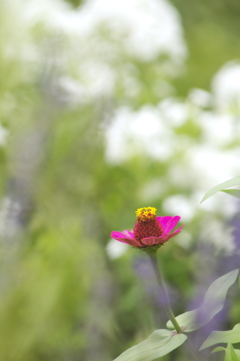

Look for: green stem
[149,253,201,360]
[149,253,182,334]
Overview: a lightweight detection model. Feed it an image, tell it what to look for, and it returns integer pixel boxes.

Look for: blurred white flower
[2,0,187,102]
[212,61,240,110]
[19,0,186,65]
[105,105,174,163]
[75,0,187,63]
[188,88,212,108]
[187,145,240,189]
[198,111,235,147]
[158,97,188,127]
[106,238,128,259]
[139,178,167,202]
[78,61,116,99]
[200,218,235,254]
[0,125,8,146]
[162,194,196,222]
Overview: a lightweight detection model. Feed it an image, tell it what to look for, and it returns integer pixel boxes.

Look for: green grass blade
[221,189,240,199]
[200,177,240,203]
[167,269,239,332]
[113,329,187,361]
[200,324,240,350]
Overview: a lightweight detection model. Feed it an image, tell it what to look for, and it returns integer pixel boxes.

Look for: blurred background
[0,0,240,360]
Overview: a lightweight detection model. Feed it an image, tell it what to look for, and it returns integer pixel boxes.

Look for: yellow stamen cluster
[135,207,157,221]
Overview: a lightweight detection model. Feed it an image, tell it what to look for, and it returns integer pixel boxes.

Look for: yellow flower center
[135,207,157,222]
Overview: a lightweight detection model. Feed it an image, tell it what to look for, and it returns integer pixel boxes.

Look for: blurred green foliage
[170,0,240,93]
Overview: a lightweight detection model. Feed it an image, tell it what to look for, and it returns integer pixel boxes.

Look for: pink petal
[157,216,181,234]
[110,231,132,239]
[122,230,135,238]
[141,237,159,246]
[174,225,184,233]
[110,231,141,247]
[162,226,184,243]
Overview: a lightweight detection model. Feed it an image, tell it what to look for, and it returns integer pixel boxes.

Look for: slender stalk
[149,253,182,334]
[149,253,201,360]
[149,254,201,360]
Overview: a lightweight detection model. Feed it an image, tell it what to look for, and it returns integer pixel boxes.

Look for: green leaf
[200,324,240,350]
[221,189,240,199]
[212,346,227,353]
[167,269,239,332]
[212,346,240,360]
[113,329,187,361]
[200,177,240,203]
[225,344,239,361]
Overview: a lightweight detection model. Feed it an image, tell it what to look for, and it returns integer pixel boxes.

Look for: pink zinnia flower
[110,207,183,251]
